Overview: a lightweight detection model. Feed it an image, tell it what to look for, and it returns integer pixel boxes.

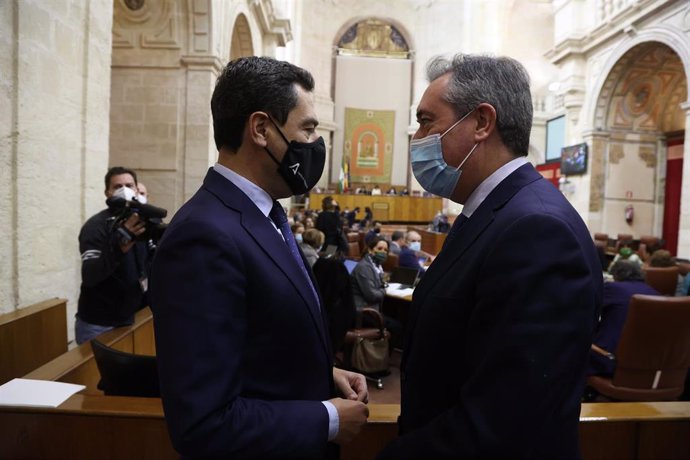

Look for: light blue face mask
[408,241,421,252]
[410,109,478,199]
[295,233,303,243]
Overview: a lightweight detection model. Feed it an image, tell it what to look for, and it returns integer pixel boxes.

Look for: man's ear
[473,103,496,143]
[248,111,270,147]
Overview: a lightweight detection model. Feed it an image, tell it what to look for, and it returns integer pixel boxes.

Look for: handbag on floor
[351,334,390,375]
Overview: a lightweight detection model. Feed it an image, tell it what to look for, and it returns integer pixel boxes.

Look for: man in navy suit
[150,57,368,459]
[377,54,603,459]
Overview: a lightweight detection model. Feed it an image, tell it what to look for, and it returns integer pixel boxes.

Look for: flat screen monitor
[560,143,588,176]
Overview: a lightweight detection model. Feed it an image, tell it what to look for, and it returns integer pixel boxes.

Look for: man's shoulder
[81,208,112,229]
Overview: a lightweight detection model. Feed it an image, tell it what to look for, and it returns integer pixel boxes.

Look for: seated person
[399,187,409,196]
[364,221,382,245]
[389,230,404,256]
[647,249,686,296]
[370,185,382,196]
[608,241,642,270]
[350,237,403,348]
[386,187,397,196]
[290,222,305,244]
[299,228,325,268]
[588,260,660,377]
[398,230,433,271]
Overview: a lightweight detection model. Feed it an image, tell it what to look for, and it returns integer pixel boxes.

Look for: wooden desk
[6,306,690,459]
[0,394,176,460]
[310,193,443,223]
[0,298,67,385]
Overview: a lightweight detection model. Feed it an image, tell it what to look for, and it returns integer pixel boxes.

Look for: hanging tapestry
[344,108,394,183]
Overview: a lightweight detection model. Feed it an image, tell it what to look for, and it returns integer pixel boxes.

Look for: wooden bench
[3,308,690,459]
[23,307,155,391]
[0,298,68,385]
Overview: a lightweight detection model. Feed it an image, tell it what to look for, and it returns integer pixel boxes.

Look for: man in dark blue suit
[150,56,368,459]
[377,54,603,459]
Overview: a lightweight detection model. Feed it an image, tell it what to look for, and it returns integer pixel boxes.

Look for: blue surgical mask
[408,241,421,252]
[410,109,478,198]
[295,233,303,243]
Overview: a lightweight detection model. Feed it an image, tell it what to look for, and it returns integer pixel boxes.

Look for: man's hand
[119,213,146,253]
[333,367,368,402]
[329,397,369,445]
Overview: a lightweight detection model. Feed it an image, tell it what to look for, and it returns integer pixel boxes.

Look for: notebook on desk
[389,266,420,289]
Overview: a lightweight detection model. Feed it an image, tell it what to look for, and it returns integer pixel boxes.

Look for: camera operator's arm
[79,212,146,287]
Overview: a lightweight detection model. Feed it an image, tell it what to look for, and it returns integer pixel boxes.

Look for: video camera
[106,196,168,244]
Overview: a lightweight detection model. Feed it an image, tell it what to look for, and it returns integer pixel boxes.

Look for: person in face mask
[398,230,432,272]
[75,166,149,345]
[364,221,383,245]
[149,56,368,459]
[136,182,148,204]
[377,54,602,460]
[350,237,403,347]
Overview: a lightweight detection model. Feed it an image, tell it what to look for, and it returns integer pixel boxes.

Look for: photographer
[75,166,161,344]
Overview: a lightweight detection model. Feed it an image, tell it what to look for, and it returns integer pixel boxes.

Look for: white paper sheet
[0,378,85,408]
[386,284,414,298]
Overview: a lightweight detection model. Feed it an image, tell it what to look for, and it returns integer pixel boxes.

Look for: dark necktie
[443,213,469,248]
[269,201,319,306]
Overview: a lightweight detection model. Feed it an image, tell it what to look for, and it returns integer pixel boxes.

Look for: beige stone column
[179,56,222,204]
[677,101,690,258]
[584,129,611,233]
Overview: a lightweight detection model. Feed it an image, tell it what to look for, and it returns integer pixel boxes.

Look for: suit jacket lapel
[202,169,330,355]
[405,164,542,353]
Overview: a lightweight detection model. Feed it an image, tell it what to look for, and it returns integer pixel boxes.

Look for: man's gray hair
[610,259,644,282]
[426,53,533,156]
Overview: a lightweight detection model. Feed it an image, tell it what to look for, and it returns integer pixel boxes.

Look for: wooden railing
[310,193,443,223]
[3,308,690,459]
[0,298,68,385]
[23,307,155,392]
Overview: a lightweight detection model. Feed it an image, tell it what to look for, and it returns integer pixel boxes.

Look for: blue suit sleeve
[150,218,329,459]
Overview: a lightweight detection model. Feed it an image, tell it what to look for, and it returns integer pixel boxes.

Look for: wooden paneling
[310,193,443,223]
[0,395,176,460]
[0,298,68,385]
[410,226,446,256]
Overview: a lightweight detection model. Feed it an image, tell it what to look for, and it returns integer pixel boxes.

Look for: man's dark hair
[105,166,138,191]
[211,56,315,151]
[610,259,644,282]
[391,231,404,242]
[322,196,335,211]
[426,53,533,156]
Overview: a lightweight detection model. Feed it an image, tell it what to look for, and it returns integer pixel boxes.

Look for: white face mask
[409,241,421,252]
[112,186,137,201]
[137,194,148,204]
